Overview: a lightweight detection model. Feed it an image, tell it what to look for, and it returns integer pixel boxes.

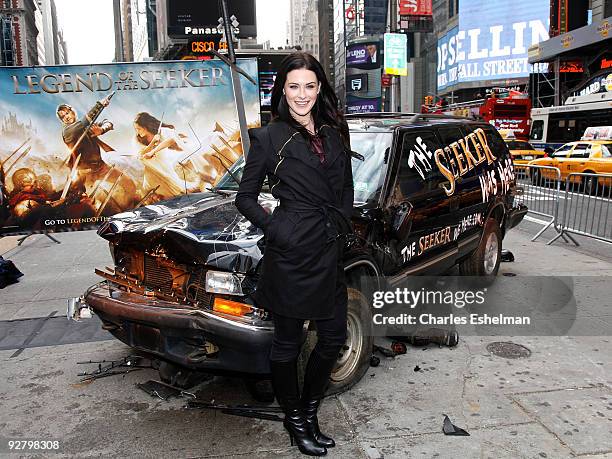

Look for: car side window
[531,120,544,140]
[506,141,518,150]
[601,145,611,158]
[392,130,441,203]
[553,144,573,157]
[570,143,590,158]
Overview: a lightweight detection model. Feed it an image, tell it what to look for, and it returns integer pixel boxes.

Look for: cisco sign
[437,0,549,90]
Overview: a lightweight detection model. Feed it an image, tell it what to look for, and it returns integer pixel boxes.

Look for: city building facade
[299,0,319,59]
[1,0,40,66]
[0,0,66,66]
[289,0,309,46]
[37,0,66,65]
[33,0,44,64]
[113,0,159,62]
[318,0,335,85]
[529,0,612,107]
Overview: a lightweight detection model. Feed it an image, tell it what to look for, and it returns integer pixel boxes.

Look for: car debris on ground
[186,400,284,422]
[136,380,196,401]
[76,355,152,382]
[442,414,470,436]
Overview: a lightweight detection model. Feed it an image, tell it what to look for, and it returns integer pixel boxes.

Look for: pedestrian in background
[235,51,354,456]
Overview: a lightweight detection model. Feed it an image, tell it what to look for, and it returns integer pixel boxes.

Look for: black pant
[270,297,348,362]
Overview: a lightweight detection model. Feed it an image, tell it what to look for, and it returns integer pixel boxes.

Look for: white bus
[530,92,612,150]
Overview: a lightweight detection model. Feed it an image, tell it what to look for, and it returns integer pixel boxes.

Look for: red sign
[381,73,391,87]
[398,0,432,16]
[559,61,584,73]
[346,5,355,21]
[602,58,612,69]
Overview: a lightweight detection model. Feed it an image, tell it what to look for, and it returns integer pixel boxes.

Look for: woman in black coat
[235,52,353,456]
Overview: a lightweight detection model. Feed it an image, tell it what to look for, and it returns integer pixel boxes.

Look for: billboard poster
[574,72,612,97]
[346,43,380,69]
[384,33,408,76]
[167,0,256,39]
[0,59,260,236]
[346,41,382,114]
[346,97,381,114]
[437,0,549,90]
[398,0,432,16]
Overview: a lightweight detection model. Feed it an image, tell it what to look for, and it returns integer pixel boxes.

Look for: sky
[54,0,290,65]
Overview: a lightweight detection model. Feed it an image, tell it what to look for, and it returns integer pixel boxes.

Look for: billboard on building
[346,41,382,114]
[0,59,260,236]
[398,0,432,16]
[437,0,549,90]
[398,0,433,32]
[384,33,408,76]
[167,0,257,39]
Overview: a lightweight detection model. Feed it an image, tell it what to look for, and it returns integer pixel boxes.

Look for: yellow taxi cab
[497,130,547,176]
[528,129,612,193]
[504,139,547,175]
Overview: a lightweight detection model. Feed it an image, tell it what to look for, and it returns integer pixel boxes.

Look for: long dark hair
[271,52,349,148]
[134,112,176,145]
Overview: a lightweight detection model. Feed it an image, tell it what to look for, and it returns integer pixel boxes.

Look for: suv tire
[459,218,502,276]
[298,286,373,396]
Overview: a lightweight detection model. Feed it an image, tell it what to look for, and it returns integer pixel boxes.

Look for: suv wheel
[459,218,502,276]
[298,286,373,396]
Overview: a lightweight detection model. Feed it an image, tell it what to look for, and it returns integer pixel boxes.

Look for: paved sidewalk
[0,225,610,458]
[0,236,18,256]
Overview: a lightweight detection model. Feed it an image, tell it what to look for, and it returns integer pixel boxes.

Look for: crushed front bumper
[82,285,274,375]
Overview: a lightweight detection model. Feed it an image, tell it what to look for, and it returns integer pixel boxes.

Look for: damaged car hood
[97,191,276,271]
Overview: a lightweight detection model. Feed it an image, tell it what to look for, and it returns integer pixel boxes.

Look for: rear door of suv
[434,124,487,257]
[385,127,457,275]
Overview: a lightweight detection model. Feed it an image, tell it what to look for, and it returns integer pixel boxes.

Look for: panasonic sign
[167,0,256,39]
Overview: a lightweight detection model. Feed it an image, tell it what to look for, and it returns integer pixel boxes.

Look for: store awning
[528,17,612,64]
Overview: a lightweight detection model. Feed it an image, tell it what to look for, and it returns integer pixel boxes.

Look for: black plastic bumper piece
[84,286,274,375]
[506,204,528,230]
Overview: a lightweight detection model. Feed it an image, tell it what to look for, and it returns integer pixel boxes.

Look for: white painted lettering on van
[479,169,498,203]
[407,136,434,181]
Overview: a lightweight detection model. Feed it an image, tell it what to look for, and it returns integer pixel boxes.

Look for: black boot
[301,351,338,448]
[271,360,327,457]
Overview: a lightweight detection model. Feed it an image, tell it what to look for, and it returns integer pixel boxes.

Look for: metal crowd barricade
[549,172,612,246]
[515,165,563,242]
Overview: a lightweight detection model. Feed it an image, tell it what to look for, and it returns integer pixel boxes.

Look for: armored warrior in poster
[5,168,67,229]
[56,94,138,215]
[56,95,115,181]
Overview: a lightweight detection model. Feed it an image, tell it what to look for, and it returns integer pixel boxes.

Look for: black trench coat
[235,119,354,320]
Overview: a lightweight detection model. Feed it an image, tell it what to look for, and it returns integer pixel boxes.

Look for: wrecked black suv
[72,113,526,394]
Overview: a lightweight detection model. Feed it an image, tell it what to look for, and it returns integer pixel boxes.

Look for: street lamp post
[219,0,251,158]
[387,0,400,112]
